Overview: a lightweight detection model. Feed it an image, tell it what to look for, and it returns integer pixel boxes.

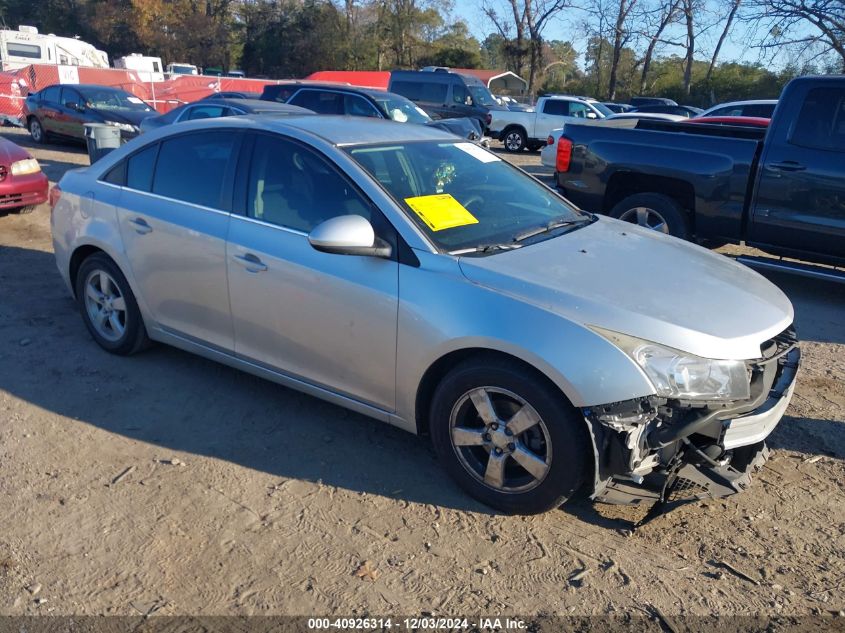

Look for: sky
[449,0,772,71]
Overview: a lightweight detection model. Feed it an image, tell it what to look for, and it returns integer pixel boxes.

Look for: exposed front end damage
[583,328,800,509]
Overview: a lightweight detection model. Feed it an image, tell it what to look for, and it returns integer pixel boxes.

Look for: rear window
[790,88,845,152]
[262,85,298,103]
[543,100,568,116]
[40,86,61,103]
[151,132,237,208]
[391,80,448,104]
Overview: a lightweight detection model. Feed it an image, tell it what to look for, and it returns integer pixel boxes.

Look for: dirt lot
[0,126,843,620]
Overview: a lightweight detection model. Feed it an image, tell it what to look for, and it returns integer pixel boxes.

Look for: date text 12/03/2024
[307,618,529,630]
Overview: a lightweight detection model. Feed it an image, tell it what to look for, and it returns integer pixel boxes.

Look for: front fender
[395,251,655,427]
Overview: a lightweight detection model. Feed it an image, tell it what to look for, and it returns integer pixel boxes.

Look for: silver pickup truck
[490,94,612,152]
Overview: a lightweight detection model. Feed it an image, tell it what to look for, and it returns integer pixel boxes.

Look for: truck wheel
[429,357,589,515]
[502,127,527,153]
[610,193,690,240]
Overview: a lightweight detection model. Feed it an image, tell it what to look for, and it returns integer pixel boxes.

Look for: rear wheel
[609,193,690,239]
[28,117,45,144]
[75,253,150,355]
[429,358,589,514]
[502,127,527,152]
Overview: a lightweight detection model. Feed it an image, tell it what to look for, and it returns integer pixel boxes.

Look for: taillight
[547,135,554,146]
[556,136,573,172]
[49,184,62,211]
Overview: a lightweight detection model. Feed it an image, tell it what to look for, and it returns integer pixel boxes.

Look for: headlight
[593,327,750,401]
[105,121,137,133]
[10,158,40,176]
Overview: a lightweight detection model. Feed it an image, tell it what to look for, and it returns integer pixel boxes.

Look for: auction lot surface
[1,126,844,618]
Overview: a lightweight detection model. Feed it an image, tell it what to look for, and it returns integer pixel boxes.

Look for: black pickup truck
[554,76,845,272]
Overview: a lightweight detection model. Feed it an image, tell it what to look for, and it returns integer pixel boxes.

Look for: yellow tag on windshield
[404,194,479,232]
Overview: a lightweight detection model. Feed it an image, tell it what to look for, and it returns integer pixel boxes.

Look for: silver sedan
[51,115,799,514]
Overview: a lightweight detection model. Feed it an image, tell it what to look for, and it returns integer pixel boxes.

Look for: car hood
[0,138,30,166]
[458,217,793,360]
[93,107,157,127]
[425,117,482,140]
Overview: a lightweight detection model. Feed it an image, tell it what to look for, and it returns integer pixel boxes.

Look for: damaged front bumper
[583,330,800,507]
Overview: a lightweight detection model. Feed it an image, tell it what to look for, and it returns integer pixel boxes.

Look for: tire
[28,117,45,144]
[75,252,150,355]
[502,127,527,153]
[429,357,589,515]
[609,193,690,240]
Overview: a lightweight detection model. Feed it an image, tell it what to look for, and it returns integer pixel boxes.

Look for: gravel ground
[0,126,843,620]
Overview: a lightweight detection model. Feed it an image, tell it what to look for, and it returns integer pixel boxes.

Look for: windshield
[170,65,196,75]
[376,97,431,124]
[590,101,613,117]
[347,141,590,253]
[468,85,498,108]
[80,89,153,112]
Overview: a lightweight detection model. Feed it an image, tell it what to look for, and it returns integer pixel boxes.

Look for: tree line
[0,0,841,105]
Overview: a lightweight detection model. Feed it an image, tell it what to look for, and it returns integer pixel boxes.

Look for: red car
[685,116,771,128]
[0,136,48,214]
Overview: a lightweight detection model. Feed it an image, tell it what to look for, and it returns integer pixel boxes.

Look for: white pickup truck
[490,95,612,152]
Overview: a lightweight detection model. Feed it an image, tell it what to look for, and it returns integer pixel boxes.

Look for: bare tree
[743,0,845,71]
[636,0,683,93]
[705,0,741,83]
[682,0,695,95]
[482,0,573,92]
[606,0,638,99]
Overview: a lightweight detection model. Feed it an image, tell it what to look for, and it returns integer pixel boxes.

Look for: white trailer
[114,53,165,82]
[166,63,199,77]
[0,25,109,70]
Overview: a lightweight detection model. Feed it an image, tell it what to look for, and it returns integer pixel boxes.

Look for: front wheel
[429,358,589,514]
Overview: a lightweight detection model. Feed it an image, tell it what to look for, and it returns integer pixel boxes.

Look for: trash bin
[84,123,122,164]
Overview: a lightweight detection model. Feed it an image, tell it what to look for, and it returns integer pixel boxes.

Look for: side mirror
[308,215,392,258]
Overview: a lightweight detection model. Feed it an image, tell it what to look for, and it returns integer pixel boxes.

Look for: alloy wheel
[449,387,552,493]
[618,206,670,233]
[83,270,127,342]
[504,132,524,152]
[30,120,43,143]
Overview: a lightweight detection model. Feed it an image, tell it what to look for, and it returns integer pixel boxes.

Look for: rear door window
[543,100,568,116]
[289,90,344,114]
[41,86,61,104]
[126,143,159,191]
[344,94,381,117]
[183,105,229,121]
[790,88,845,152]
[152,131,238,208]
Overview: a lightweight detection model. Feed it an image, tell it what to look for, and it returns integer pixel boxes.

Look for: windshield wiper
[451,243,522,255]
[513,215,593,243]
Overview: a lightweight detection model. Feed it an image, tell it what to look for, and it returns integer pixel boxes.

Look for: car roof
[266,82,397,100]
[158,114,457,146]
[710,99,778,107]
[200,98,310,112]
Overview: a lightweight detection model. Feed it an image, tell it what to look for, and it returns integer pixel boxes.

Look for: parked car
[260,83,486,142]
[606,112,687,122]
[388,69,507,133]
[0,136,48,214]
[698,99,778,119]
[201,91,262,100]
[24,84,157,144]
[139,98,312,133]
[684,116,770,128]
[51,114,799,514]
[602,102,635,113]
[489,95,612,152]
[631,104,704,117]
[552,76,844,272]
[629,96,677,107]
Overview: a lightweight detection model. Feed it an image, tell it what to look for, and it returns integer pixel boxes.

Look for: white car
[698,99,778,119]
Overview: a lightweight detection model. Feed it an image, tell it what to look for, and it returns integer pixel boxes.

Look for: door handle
[232,253,268,273]
[128,217,152,234]
[769,161,806,172]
